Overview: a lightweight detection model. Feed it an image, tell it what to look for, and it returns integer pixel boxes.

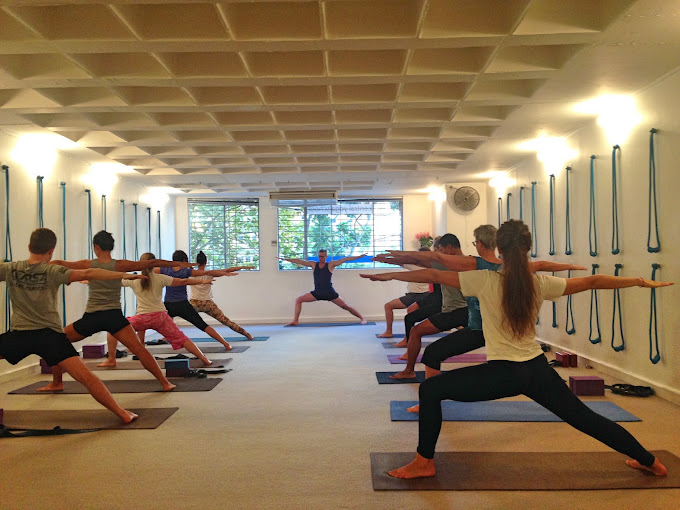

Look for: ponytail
[140,252,155,291]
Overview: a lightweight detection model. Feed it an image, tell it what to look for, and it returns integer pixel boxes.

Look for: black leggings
[421,328,485,370]
[417,354,655,467]
[404,304,440,340]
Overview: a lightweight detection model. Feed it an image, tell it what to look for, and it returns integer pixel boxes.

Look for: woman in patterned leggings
[189,251,254,340]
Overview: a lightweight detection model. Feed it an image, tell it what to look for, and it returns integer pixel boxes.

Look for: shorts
[428,307,468,332]
[398,292,429,307]
[164,300,209,331]
[72,309,130,338]
[127,311,190,350]
[311,289,339,301]
[0,328,78,366]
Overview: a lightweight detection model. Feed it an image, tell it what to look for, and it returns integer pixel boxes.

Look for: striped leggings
[189,299,250,338]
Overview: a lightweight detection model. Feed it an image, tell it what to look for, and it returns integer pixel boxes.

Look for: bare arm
[69,268,147,283]
[50,259,91,270]
[385,250,441,267]
[373,254,427,267]
[170,277,213,287]
[330,253,368,268]
[360,268,460,288]
[279,257,315,268]
[531,261,587,273]
[563,275,673,296]
[116,259,193,272]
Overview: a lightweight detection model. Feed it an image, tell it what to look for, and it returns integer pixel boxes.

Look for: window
[189,200,260,270]
[277,199,403,270]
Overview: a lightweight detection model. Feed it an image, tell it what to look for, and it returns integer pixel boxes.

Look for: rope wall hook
[548,174,556,256]
[519,186,525,221]
[497,197,502,228]
[565,269,575,335]
[565,166,573,255]
[506,192,512,221]
[649,263,661,364]
[588,155,598,257]
[611,145,621,255]
[85,189,93,259]
[36,176,44,228]
[611,263,625,352]
[530,182,538,258]
[61,182,67,327]
[647,128,661,253]
[589,264,601,344]
[2,165,12,333]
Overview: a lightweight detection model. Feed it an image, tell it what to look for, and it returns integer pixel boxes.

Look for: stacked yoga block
[556,351,577,367]
[165,359,190,377]
[569,376,605,396]
[39,359,53,374]
[82,344,106,359]
[0,408,4,425]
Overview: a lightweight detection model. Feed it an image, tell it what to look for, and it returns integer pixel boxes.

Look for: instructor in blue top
[282,249,367,326]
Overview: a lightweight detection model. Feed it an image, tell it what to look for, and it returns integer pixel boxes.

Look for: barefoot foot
[377,332,393,338]
[285,321,298,327]
[406,404,420,413]
[360,319,368,325]
[121,410,139,424]
[397,353,408,360]
[223,342,232,351]
[393,340,407,347]
[202,360,213,367]
[626,458,667,476]
[96,360,117,368]
[246,334,254,340]
[162,382,177,392]
[389,370,416,380]
[37,382,64,392]
[388,454,436,479]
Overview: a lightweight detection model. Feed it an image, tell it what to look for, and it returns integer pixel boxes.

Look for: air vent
[269,190,337,206]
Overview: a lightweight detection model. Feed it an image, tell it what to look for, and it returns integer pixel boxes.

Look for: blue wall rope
[2,165,12,332]
[588,155,598,256]
[589,264,601,344]
[611,145,620,255]
[611,263,625,351]
[506,193,511,220]
[519,186,524,221]
[36,176,44,227]
[147,207,152,252]
[551,272,557,328]
[565,270,575,335]
[649,263,661,364]
[530,181,537,258]
[85,190,93,259]
[133,203,139,259]
[497,197,502,228]
[157,210,161,258]
[102,195,107,231]
[61,182,67,327]
[647,129,660,253]
[120,199,127,315]
[565,166,572,255]
[548,174,555,256]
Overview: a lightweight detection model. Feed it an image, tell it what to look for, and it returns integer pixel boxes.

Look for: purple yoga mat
[387,353,487,364]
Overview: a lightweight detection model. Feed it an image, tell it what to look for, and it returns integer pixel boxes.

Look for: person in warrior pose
[0,228,140,422]
[39,230,189,391]
[189,250,254,340]
[362,220,670,479]
[282,249,368,326]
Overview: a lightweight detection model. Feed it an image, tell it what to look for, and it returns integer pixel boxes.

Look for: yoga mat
[376,333,449,339]
[376,372,426,384]
[88,357,232,370]
[387,353,486,364]
[382,342,431,349]
[389,400,641,422]
[145,344,249,354]
[156,336,269,343]
[285,321,375,327]
[371,450,680,491]
[1,408,178,430]
[9,378,223,394]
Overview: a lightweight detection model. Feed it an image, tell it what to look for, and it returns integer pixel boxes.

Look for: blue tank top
[160,267,192,302]
[313,263,334,293]
[465,257,502,330]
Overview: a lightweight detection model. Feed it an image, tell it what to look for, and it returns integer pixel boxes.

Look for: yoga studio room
[1,0,680,508]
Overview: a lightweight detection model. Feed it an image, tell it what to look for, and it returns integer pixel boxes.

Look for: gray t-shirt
[85,258,122,313]
[0,260,71,332]
[431,261,467,313]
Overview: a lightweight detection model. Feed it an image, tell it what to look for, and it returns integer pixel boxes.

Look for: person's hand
[572,265,588,271]
[124,274,148,281]
[641,279,673,288]
[360,273,393,282]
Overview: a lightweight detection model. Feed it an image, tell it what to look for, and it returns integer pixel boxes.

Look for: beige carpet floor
[1,323,679,509]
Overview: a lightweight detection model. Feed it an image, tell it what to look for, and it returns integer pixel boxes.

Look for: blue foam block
[390,400,641,422]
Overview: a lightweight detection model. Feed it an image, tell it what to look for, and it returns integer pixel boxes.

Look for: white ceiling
[1,0,679,198]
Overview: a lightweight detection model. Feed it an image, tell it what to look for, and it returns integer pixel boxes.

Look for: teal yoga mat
[390,400,641,422]
[285,321,375,327]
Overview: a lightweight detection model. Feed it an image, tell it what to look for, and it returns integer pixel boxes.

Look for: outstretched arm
[563,275,673,296]
[50,259,91,270]
[373,254,427,267]
[385,250,442,268]
[116,259,194,272]
[531,261,587,273]
[279,257,315,268]
[330,253,368,268]
[360,268,460,288]
[69,268,147,283]
[170,277,214,287]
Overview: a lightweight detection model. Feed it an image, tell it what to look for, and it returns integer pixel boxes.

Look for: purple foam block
[82,344,106,359]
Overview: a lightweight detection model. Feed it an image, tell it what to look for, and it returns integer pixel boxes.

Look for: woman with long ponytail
[362,219,671,479]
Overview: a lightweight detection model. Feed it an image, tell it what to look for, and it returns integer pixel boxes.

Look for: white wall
[175,194,433,324]
[486,70,680,400]
[0,130,175,378]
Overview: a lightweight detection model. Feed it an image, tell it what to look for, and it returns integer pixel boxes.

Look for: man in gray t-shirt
[0,228,141,424]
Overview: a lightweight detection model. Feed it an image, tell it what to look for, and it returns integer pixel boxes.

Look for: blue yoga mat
[376,332,449,339]
[390,400,641,422]
[183,336,269,342]
[376,371,426,384]
[284,322,376,327]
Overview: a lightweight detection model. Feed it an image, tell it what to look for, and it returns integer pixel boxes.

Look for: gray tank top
[85,259,122,313]
[431,261,468,313]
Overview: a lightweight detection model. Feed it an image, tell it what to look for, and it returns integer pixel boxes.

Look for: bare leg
[111,327,176,391]
[377,298,406,338]
[57,356,138,423]
[286,293,316,326]
[204,326,232,351]
[181,340,212,366]
[96,332,120,367]
[38,324,85,391]
[331,296,366,324]
[391,320,439,379]
[388,453,436,479]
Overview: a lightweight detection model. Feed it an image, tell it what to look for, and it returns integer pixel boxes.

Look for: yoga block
[82,344,106,359]
[570,376,605,396]
[555,352,570,367]
[0,408,3,425]
[165,359,190,377]
[569,353,578,367]
[40,358,53,374]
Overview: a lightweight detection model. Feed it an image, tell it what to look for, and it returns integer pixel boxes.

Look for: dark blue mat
[376,372,426,384]
[180,336,269,342]
[390,400,641,422]
[376,332,448,339]
[285,322,376,327]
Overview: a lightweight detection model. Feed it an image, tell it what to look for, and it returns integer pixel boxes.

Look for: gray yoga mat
[376,372,426,384]
[87,357,232,370]
[9,378,223,394]
[285,321,376,327]
[151,336,268,343]
[382,341,431,349]
[371,450,680,490]
[390,400,641,422]
[145,344,249,354]
[1,407,178,430]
